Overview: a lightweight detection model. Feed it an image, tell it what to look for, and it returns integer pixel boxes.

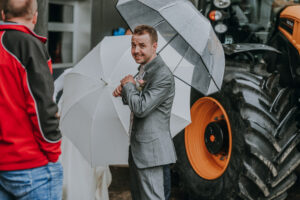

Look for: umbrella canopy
[117,0,225,95]
[60,35,191,167]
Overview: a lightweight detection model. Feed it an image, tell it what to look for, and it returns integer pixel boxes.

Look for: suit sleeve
[22,39,61,162]
[122,72,172,118]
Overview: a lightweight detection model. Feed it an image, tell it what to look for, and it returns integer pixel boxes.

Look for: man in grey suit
[113,25,176,200]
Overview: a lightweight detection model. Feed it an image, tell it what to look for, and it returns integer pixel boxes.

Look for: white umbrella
[60,35,191,167]
[117,0,225,95]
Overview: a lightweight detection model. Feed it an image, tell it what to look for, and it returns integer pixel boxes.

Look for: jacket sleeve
[121,72,172,118]
[22,38,61,162]
[121,71,139,105]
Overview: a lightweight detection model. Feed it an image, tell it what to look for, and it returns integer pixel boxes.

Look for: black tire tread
[231,67,300,199]
[264,174,297,200]
[174,61,300,200]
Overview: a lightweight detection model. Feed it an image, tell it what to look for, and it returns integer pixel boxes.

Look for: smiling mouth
[134,55,143,59]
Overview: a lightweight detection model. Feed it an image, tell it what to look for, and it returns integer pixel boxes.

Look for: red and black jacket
[0,22,61,171]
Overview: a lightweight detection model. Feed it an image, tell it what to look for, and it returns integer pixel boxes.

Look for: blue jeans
[0,162,63,200]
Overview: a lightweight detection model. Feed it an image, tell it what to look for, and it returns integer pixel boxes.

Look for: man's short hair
[133,25,158,44]
[3,0,37,20]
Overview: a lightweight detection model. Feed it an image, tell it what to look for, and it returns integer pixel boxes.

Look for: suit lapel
[142,55,164,82]
[136,55,165,92]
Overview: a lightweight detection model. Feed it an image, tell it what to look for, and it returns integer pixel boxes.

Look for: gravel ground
[109,166,300,200]
[108,166,185,200]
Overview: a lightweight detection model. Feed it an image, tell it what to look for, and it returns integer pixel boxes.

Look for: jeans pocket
[48,162,63,185]
[48,162,63,172]
[0,170,32,197]
[47,162,63,199]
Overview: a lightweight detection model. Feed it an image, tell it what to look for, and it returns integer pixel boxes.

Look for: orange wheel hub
[185,97,232,180]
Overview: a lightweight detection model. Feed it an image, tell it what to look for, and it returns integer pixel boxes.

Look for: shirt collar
[138,55,164,77]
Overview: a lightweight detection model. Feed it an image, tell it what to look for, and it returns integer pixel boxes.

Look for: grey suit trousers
[129,151,165,200]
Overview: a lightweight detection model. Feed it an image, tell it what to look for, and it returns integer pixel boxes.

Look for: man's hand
[55,112,60,119]
[121,75,136,86]
[137,79,145,86]
[113,85,123,97]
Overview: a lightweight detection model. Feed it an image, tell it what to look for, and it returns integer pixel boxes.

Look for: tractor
[174,4,300,200]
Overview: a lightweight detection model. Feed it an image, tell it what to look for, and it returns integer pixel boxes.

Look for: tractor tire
[174,61,300,200]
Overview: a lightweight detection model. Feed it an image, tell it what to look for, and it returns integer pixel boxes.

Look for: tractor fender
[223,43,281,56]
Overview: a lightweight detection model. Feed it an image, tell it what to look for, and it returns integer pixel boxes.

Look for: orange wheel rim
[185,97,232,180]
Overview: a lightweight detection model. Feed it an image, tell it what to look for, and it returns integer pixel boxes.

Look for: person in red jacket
[0,0,63,199]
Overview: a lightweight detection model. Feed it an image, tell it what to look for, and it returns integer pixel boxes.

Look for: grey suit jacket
[122,55,177,169]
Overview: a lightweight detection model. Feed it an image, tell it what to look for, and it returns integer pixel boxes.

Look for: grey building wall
[69,0,92,64]
[91,0,128,48]
[89,0,202,48]
[0,0,48,35]
[1,0,125,47]
[35,0,49,36]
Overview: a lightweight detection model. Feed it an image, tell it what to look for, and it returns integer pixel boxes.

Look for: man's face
[131,33,157,65]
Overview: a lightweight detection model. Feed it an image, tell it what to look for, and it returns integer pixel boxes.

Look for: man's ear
[1,10,6,21]
[153,42,158,50]
[32,11,38,25]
